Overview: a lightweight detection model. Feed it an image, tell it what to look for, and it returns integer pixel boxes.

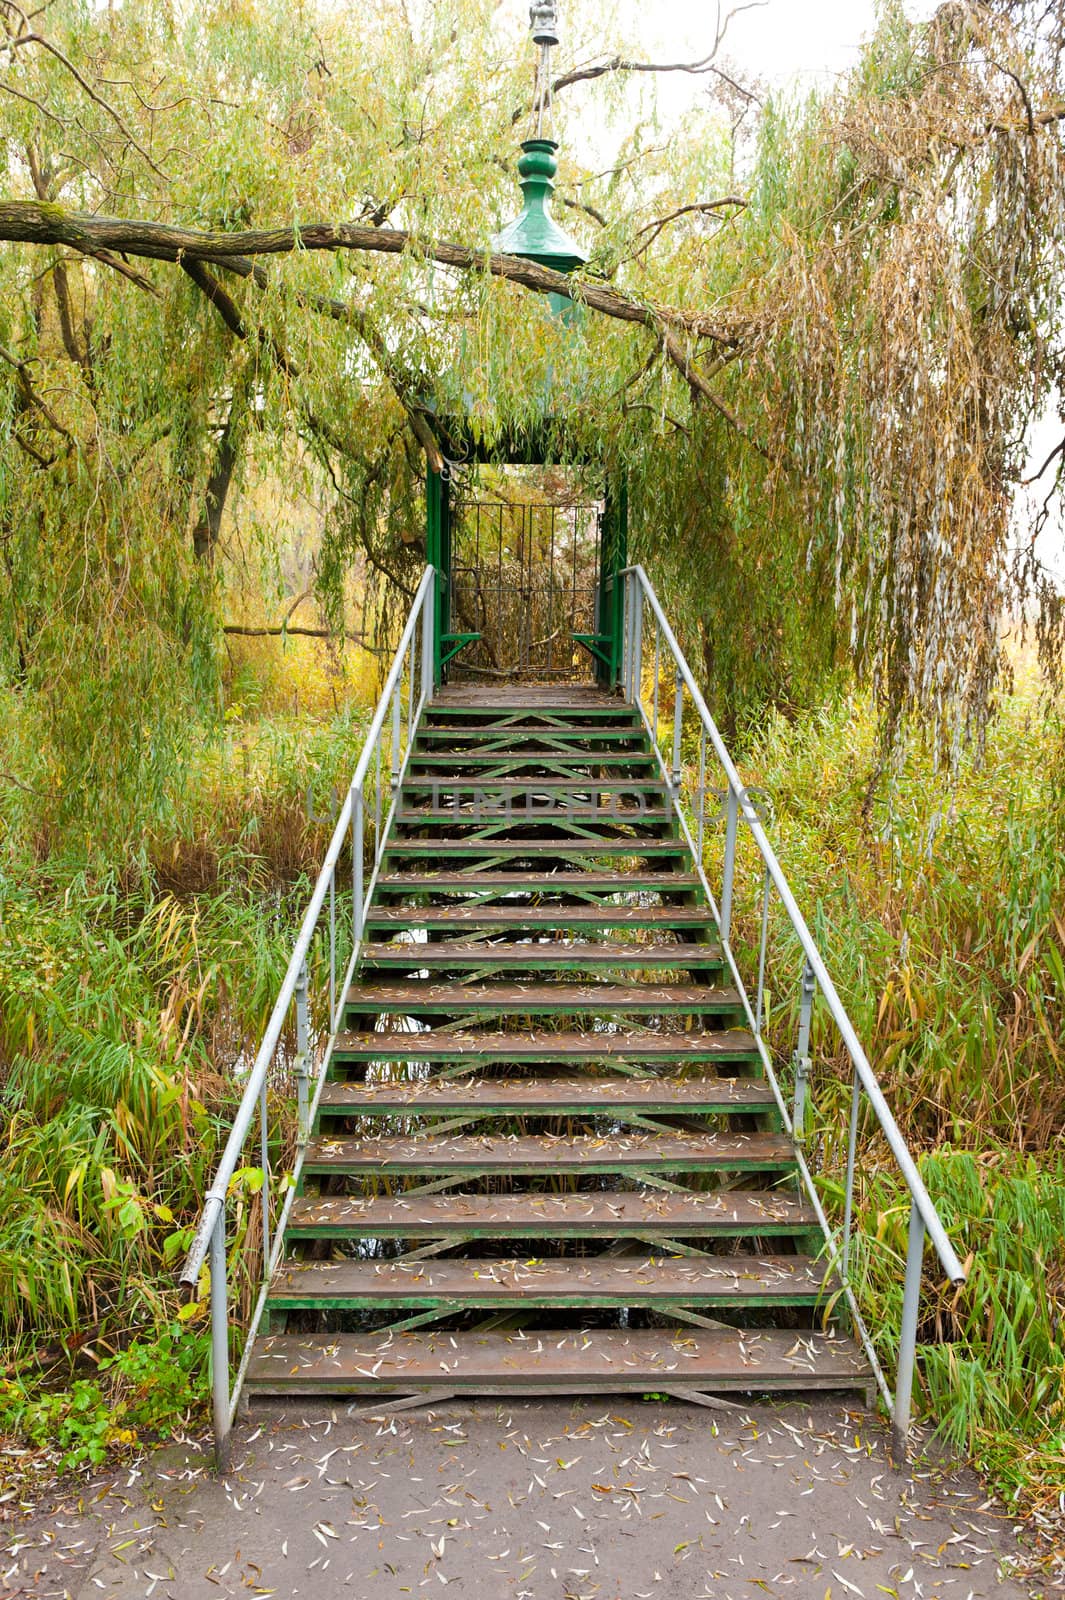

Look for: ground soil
[1,1397,1052,1600]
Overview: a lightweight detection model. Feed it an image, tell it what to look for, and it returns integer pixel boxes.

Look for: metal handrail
[179,566,435,1468]
[620,563,966,1452]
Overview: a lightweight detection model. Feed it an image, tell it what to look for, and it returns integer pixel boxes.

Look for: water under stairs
[244,684,870,1406]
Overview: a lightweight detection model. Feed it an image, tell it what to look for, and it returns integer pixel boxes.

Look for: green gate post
[425,467,449,686]
[426,466,480,683]
[596,474,628,688]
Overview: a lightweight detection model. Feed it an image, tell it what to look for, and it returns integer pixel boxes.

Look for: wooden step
[365,906,716,930]
[245,1326,870,1398]
[375,871,702,895]
[395,808,674,823]
[344,980,739,1017]
[287,1188,816,1240]
[265,1254,832,1311]
[317,1073,773,1116]
[424,714,641,728]
[332,1027,758,1065]
[402,779,666,795]
[302,1129,792,1175]
[382,840,686,858]
[409,753,657,768]
[417,728,646,744]
[359,939,724,971]
[425,704,640,717]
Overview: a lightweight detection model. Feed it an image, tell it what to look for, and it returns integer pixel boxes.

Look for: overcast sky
[636,0,911,82]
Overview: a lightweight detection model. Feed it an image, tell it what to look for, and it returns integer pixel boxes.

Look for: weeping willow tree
[1,0,1064,848]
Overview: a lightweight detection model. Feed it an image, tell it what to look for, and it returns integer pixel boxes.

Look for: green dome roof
[493,139,588,275]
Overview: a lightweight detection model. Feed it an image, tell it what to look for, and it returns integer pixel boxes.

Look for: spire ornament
[493,1,588,291]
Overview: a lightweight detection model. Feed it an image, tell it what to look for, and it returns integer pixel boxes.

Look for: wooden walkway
[246,686,866,1404]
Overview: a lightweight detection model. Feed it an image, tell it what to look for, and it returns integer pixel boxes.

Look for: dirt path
[3,1398,1046,1599]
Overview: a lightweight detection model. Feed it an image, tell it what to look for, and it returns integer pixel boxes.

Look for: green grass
[717,676,1064,1529]
[0,705,367,1467]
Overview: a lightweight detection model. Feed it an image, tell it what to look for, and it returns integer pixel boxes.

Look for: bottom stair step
[265,1253,834,1310]
[246,1326,869,1397]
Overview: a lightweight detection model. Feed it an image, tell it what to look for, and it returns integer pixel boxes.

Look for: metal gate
[448,497,602,680]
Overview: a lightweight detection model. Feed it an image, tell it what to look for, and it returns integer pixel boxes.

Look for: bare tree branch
[635,198,747,240]
[1022,430,1065,485]
[552,49,762,106]
[222,623,355,640]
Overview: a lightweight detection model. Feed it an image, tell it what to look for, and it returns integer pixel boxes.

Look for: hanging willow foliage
[0,0,1063,846]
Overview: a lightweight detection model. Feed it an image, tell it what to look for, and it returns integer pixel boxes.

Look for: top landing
[430,681,623,713]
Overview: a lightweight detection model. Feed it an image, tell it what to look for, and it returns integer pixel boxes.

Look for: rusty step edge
[358,940,724,969]
[401,780,668,792]
[331,1028,758,1063]
[409,755,658,768]
[301,1130,794,1174]
[343,981,742,1015]
[374,872,704,891]
[382,841,688,857]
[316,1074,773,1114]
[286,1188,816,1238]
[265,1254,835,1311]
[395,809,676,822]
[364,907,716,928]
[416,731,648,745]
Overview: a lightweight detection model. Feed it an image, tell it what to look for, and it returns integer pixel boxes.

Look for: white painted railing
[179,566,435,1467]
[621,564,966,1455]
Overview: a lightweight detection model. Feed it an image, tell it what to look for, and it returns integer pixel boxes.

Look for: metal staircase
[181,567,965,1467]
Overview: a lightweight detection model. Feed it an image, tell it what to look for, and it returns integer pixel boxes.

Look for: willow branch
[0,342,75,443]
[181,257,248,339]
[77,246,161,296]
[0,202,744,346]
[0,201,760,454]
[662,330,770,459]
[222,623,356,640]
[210,255,444,470]
[636,198,747,240]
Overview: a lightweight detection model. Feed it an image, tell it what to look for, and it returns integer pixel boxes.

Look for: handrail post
[792,956,816,1139]
[209,1215,230,1473]
[632,580,643,709]
[671,674,684,798]
[841,1065,861,1281]
[391,682,402,789]
[421,572,435,702]
[352,781,365,948]
[651,621,661,746]
[258,1078,270,1269]
[696,727,707,860]
[754,863,771,1035]
[294,959,311,1142]
[892,1198,926,1460]
[621,571,628,696]
[719,785,739,945]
